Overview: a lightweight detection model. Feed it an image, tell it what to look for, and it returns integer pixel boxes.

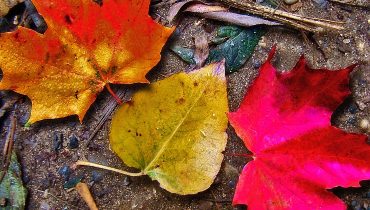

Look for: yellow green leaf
[109,60,228,195]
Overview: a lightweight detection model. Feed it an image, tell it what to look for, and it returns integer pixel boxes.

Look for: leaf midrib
[143,76,211,173]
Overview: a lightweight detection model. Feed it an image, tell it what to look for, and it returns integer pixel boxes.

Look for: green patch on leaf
[0,151,27,210]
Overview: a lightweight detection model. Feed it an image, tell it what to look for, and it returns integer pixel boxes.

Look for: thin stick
[73,160,144,177]
[219,0,344,32]
[85,86,126,147]
[0,116,16,183]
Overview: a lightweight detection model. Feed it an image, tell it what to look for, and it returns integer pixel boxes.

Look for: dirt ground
[1,0,370,209]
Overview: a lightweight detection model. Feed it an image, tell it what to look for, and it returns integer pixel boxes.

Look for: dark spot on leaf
[159,109,163,113]
[111,66,118,74]
[180,81,184,87]
[176,98,185,104]
[14,32,19,39]
[75,91,78,99]
[90,80,97,86]
[128,130,131,132]
[46,53,50,62]
[155,165,160,168]
[64,15,72,24]
[136,132,138,136]
[193,82,198,87]
[127,101,134,106]
[92,38,96,44]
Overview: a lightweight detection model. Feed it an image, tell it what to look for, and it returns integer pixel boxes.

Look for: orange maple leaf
[0,0,174,124]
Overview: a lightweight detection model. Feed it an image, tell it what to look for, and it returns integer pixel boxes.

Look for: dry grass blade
[219,0,345,33]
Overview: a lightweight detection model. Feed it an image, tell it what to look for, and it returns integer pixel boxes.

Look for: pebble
[69,137,79,149]
[312,0,327,9]
[22,177,30,184]
[92,170,104,182]
[348,118,357,124]
[366,191,370,198]
[360,119,370,131]
[63,177,82,189]
[52,133,63,152]
[123,176,131,186]
[58,165,70,181]
[343,39,351,44]
[351,200,358,207]
[39,202,50,210]
[349,106,358,114]
[253,62,262,68]
[228,180,236,187]
[283,0,298,5]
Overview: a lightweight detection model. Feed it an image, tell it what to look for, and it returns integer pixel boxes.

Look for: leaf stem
[73,160,144,177]
[106,84,123,105]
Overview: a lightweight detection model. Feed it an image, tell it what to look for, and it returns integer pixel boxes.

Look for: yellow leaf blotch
[109,60,229,195]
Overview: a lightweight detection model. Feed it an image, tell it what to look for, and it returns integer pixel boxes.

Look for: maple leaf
[228,45,370,210]
[109,60,228,194]
[0,0,174,124]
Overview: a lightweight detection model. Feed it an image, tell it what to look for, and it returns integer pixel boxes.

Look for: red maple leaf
[228,45,370,209]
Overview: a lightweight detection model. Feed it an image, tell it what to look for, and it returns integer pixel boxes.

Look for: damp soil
[1,0,370,209]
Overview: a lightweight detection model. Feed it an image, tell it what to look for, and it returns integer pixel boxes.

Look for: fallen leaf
[109,60,228,194]
[76,182,98,210]
[209,26,264,73]
[0,151,27,210]
[228,45,370,209]
[193,35,209,68]
[170,45,196,65]
[0,0,174,124]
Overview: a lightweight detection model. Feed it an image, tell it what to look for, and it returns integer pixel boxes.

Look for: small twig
[219,0,345,33]
[85,86,126,148]
[73,160,144,177]
[0,116,16,183]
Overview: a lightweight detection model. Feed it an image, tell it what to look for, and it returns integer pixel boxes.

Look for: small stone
[22,176,30,184]
[0,198,6,207]
[356,101,367,111]
[343,39,351,44]
[63,177,82,189]
[348,118,357,124]
[312,0,327,9]
[351,200,358,207]
[39,202,50,210]
[283,0,298,5]
[360,119,370,131]
[58,165,70,181]
[92,170,104,182]
[52,133,63,152]
[366,191,370,198]
[228,180,236,187]
[123,176,131,186]
[69,137,79,149]
[253,62,261,68]
[349,106,358,114]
